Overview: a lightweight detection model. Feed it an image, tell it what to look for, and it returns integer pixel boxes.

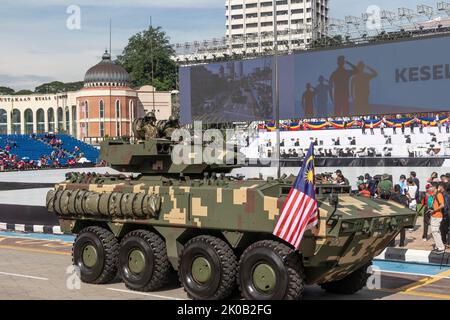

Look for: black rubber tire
[179,235,237,300]
[119,230,170,291]
[320,262,372,295]
[72,226,119,284]
[238,240,304,300]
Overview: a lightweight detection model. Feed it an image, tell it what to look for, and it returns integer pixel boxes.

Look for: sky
[0,0,442,90]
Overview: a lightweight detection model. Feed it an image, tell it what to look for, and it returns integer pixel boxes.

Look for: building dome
[84,51,130,87]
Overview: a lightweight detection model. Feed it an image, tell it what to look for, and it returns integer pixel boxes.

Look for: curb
[0,222,62,235]
[375,247,450,266]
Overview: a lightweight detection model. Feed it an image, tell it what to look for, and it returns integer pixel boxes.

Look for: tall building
[225,0,329,51]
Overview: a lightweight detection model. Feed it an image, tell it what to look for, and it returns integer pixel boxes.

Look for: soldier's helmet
[145,111,157,122]
[168,115,178,123]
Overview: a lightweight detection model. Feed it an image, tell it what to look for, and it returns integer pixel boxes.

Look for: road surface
[0,231,448,300]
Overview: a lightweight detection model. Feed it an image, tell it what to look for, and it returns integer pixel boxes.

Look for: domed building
[77,51,172,141]
[0,50,173,142]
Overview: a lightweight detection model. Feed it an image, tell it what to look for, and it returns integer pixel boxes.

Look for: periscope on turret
[46,114,417,300]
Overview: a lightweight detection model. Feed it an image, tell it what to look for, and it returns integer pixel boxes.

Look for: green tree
[35,81,83,94]
[14,90,34,95]
[117,26,178,91]
[0,86,15,95]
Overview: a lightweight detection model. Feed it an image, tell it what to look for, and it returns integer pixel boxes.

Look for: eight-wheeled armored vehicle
[46,130,417,300]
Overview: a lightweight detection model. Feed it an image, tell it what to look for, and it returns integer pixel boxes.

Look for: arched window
[71,105,77,137]
[0,109,7,134]
[99,100,105,118]
[65,106,70,132]
[84,101,89,118]
[115,100,121,118]
[24,109,33,134]
[11,109,21,134]
[115,100,121,137]
[57,107,64,132]
[37,109,45,133]
[47,108,55,132]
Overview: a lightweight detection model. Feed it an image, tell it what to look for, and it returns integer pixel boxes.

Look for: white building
[225,0,329,52]
[0,51,173,142]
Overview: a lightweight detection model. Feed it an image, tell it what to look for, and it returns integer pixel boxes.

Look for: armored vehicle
[46,126,417,300]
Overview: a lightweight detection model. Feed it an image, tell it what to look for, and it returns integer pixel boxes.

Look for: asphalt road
[0,232,449,300]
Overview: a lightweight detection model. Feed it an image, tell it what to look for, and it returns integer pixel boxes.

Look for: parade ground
[0,231,448,300]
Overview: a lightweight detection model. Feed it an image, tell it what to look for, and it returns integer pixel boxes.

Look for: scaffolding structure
[174,2,450,65]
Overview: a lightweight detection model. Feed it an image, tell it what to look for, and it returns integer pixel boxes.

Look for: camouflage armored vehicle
[46,124,417,300]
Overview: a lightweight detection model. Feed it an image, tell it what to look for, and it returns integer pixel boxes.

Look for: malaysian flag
[273,143,318,249]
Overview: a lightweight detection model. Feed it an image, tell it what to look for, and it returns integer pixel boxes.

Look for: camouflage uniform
[160,116,180,139]
[133,112,158,140]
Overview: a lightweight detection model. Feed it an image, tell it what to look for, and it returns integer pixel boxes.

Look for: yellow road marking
[0,245,70,256]
[401,290,450,300]
[397,269,450,293]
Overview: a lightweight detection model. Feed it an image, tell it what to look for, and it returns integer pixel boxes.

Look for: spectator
[365,173,377,196]
[358,184,371,198]
[356,175,365,188]
[378,174,393,199]
[390,184,408,247]
[410,171,420,201]
[399,175,407,195]
[427,172,439,184]
[428,183,446,254]
[421,183,435,241]
[406,178,418,211]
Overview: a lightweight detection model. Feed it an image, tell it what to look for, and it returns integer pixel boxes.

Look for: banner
[180,34,450,124]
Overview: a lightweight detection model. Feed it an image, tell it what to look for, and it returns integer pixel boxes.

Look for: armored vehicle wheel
[320,262,372,295]
[238,240,304,300]
[72,226,119,284]
[119,230,171,291]
[179,235,237,300]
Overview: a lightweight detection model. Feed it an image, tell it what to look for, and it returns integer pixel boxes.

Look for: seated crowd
[0,133,101,172]
[256,112,450,159]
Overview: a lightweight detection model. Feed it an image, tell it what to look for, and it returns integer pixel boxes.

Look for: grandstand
[0,134,99,169]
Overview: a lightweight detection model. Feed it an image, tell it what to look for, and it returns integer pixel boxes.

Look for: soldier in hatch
[159,115,181,139]
[133,111,158,140]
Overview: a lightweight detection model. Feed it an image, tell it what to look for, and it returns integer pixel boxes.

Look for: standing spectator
[438,119,442,133]
[427,172,439,184]
[419,121,424,134]
[399,175,407,195]
[428,183,446,254]
[410,171,420,202]
[378,174,393,200]
[421,184,434,241]
[390,185,409,247]
[380,121,385,135]
[406,178,418,211]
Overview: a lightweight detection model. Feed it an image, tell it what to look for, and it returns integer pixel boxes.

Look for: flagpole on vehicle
[273,0,281,179]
